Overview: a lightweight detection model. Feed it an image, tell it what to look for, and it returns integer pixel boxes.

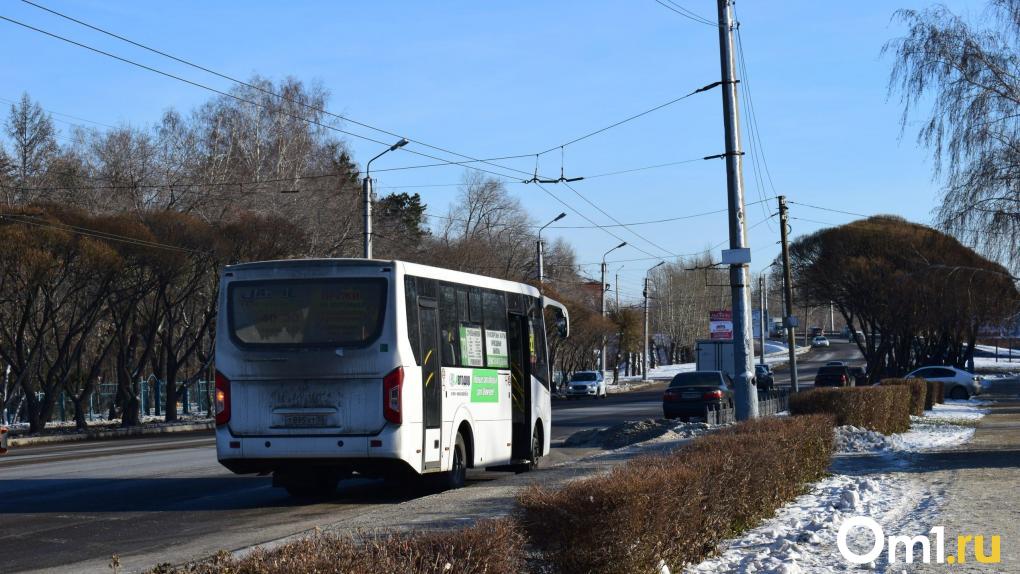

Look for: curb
[8,421,214,447]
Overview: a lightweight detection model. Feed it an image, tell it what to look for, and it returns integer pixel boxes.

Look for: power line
[561,181,675,257]
[584,157,705,179]
[17,0,540,181]
[652,0,717,27]
[0,95,118,129]
[0,14,530,184]
[536,82,721,155]
[0,212,207,254]
[788,201,871,219]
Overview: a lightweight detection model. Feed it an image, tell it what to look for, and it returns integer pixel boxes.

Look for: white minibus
[214,258,568,496]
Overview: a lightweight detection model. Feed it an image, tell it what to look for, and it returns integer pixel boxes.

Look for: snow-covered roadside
[684,401,991,574]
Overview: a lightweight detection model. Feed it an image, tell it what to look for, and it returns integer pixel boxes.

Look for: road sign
[710,309,733,340]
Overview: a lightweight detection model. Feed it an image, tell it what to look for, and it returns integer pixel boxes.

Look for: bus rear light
[214,371,231,426]
[383,367,403,424]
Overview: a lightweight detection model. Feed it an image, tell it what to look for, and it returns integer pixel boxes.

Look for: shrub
[789,387,911,434]
[880,378,927,416]
[145,519,524,574]
[516,415,834,574]
[924,379,945,408]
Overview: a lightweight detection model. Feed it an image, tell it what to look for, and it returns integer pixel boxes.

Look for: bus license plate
[284,414,326,427]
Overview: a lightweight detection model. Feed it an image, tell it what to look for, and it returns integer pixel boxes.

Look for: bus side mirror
[556,314,568,338]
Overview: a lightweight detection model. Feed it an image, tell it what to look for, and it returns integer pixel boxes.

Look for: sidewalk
[913,401,1020,572]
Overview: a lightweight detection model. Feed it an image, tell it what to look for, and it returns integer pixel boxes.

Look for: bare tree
[887,1,1020,273]
[4,93,58,195]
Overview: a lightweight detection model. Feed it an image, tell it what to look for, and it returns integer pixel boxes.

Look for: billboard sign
[710,309,733,340]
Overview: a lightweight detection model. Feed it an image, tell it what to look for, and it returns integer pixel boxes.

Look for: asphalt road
[772,337,865,389]
[0,342,861,573]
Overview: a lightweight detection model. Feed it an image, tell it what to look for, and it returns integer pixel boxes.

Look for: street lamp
[537,212,567,289]
[600,241,627,372]
[363,138,410,258]
[643,261,666,379]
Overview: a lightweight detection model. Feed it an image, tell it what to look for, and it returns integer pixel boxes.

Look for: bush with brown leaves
[145,519,524,574]
[516,415,835,574]
[790,386,911,434]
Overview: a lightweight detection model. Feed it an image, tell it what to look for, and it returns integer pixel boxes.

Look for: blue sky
[0,0,986,301]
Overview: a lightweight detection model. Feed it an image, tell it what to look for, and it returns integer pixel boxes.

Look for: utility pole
[778,195,799,392]
[759,275,767,366]
[363,138,409,258]
[643,261,665,379]
[537,212,567,291]
[600,242,627,373]
[717,0,757,420]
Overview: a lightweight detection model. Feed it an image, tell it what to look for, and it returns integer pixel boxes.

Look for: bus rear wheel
[439,433,467,490]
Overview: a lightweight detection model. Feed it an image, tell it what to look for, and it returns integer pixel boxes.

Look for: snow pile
[833,400,990,454]
[563,419,710,449]
[764,341,789,355]
[685,473,939,574]
[833,425,890,452]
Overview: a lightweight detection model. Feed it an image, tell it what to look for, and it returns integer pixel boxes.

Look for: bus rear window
[229,278,387,347]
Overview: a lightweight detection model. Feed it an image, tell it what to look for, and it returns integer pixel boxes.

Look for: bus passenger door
[419,300,442,470]
[508,312,532,461]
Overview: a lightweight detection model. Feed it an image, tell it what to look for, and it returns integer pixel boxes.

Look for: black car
[662,371,734,420]
[754,364,775,389]
[814,365,854,387]
[848,366,866,385]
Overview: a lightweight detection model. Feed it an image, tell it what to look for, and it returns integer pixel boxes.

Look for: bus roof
[224,258,543,299]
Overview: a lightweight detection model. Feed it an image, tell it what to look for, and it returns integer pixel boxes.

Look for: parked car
[904,366,983,400]
[814,365,854,387]
[812,336,830,348]
[566,370,606,399]
[662,371,734,420]
[754,364,775,389]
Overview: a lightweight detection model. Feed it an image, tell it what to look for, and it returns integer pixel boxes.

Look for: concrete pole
[759,275,767,366]
[717,0,757,419]
[600,260,607,373]
[778,195,800,392]
[643,276,650,379]
[362,176,373,258]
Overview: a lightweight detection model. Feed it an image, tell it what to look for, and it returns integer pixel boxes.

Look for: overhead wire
[16,0,541,181]
[653,0,718,27]
[0,212,207,254]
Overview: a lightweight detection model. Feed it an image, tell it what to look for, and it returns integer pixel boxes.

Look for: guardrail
[704,389,789,425]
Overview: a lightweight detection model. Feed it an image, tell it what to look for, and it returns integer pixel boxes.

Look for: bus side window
[468,289,483,324]
[404,277,421,365]
[528,298,550,388]
[482,291,508,368]
[439,284,460,366]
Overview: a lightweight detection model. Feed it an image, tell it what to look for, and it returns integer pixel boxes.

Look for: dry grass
[144,519,524,574]
[515,415,835,574]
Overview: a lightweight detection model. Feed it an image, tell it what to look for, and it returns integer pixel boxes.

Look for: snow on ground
[684,401,990,574]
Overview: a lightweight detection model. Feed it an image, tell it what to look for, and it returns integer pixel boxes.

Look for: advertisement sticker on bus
[459,326,485,366]
[470,369,499,403]
[485,330,509,367]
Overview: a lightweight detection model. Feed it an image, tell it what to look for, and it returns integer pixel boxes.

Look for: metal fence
[704,388,790,425]
[2,379,213,425]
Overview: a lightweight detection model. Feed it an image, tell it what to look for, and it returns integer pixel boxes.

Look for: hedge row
[515,415,835,574]
[789,386,911,434]
[924,379,945,410]
[879,378,927,416]
[145,519,524,574]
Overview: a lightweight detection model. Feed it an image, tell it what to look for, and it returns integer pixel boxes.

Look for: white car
[566,371,607,399]
[904,366,983,400]
[811,336,830,348]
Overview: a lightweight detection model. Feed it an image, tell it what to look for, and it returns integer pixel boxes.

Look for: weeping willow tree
[886,1,1020,274]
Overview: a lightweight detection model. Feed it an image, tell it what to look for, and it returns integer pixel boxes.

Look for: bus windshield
[229,278,387,347]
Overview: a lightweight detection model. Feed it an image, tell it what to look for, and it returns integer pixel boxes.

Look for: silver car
[566,371,607,399]
[905,366,983,400]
